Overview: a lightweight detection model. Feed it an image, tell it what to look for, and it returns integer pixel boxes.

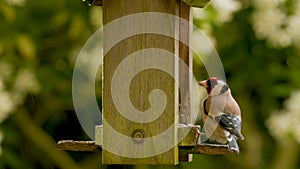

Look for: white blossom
[251,9,285,39]
[267,29,292,48]
[0,79,14,123]
[12,69,40,105]
[0,92,14,123]
[251,0,300,48]
[284,91,300,114]
[287,16,300,45]
[193,0,242,23]
[267,90,300,144]
[4,0,26,6]
[14,69,40,94]
[211,0,242,23]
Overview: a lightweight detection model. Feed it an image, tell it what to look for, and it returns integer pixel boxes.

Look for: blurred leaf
[16,34,36,60]
[0,3,16,22]
[68,15,86,40]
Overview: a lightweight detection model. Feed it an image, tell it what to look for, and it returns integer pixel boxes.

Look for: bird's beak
[198,80,207,88]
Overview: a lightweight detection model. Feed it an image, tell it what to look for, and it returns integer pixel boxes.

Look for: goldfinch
[199,77,244,153]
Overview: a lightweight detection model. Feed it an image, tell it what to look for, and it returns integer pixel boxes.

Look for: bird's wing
[203,97,244,140]
[215,113,244,140]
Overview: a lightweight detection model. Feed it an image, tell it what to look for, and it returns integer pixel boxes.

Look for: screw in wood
[132,129,146,144]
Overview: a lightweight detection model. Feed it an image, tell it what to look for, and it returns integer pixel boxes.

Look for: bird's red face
[198,77,218,94]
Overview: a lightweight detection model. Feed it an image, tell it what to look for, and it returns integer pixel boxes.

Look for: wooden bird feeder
[58,0,236,165]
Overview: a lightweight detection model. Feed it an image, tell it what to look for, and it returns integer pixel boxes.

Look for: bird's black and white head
[198,77,230,96]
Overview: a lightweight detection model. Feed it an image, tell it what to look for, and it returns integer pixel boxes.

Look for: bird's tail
[227,134,240,154]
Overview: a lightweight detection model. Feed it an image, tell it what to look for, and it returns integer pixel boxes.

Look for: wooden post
[179,0,193,126]
[58,0,212,165]
[178,1,193,162]
[102,0,179,165]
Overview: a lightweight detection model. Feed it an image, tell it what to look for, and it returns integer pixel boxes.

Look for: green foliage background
[0,0,299,169]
